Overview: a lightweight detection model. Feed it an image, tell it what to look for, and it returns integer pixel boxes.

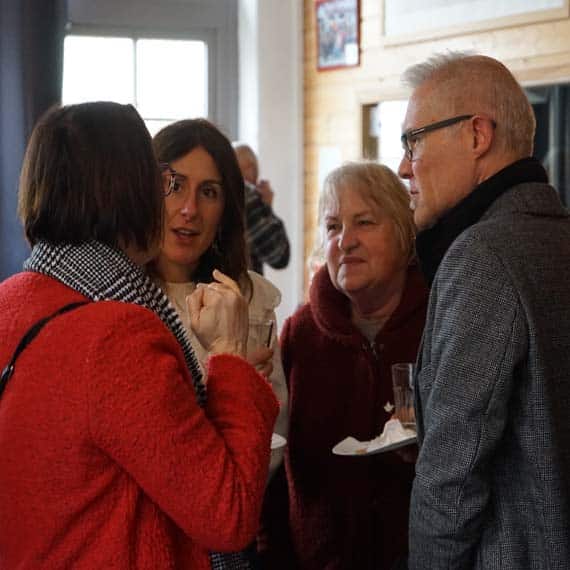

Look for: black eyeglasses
[401,114,474,161]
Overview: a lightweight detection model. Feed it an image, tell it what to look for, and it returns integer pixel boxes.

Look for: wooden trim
[382,0,570,47]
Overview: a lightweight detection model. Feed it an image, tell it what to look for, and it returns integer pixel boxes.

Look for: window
[527,84,570,206]
[62,35,208,136]
[362,100,408,174]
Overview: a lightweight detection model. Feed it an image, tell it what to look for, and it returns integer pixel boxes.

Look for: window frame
[63,26,216,127]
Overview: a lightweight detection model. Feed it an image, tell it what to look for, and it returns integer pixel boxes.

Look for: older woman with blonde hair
[259,161,429,569]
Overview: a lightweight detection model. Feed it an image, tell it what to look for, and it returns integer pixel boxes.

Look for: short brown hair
[18,102,162,252]
[152,119,249,286]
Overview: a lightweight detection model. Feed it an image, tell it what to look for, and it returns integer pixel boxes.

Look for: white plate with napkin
[332,419,416,456]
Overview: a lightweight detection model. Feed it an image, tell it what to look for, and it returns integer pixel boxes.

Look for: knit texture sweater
[0,272,278,569]
[259,264,428,570]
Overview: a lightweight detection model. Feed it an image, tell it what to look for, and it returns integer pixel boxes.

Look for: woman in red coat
[259,162,428,569]
[0,102,278,569]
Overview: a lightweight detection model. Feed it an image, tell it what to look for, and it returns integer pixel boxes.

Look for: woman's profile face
[323,184,406,300]
[156,146,225,282]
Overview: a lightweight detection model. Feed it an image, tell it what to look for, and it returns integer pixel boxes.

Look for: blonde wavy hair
[311,161,416,268]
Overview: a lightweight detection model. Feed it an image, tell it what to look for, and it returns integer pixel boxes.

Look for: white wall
[238,0,304,328]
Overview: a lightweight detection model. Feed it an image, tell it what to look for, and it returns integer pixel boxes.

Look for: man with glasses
[398,52,570,569]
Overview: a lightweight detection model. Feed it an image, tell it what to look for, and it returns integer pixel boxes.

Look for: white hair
[402,51,475,89]
[402,51,536,158]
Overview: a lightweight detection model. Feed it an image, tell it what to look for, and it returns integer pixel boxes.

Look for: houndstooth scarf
[24,240,251,570]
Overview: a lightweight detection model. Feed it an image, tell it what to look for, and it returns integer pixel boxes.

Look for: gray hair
[313,161,416,263]
[402,51,535,158]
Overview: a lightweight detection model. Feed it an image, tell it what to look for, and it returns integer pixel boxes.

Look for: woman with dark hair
[153,119,250,286]
[151,119,289,567]
[0,102,278,569]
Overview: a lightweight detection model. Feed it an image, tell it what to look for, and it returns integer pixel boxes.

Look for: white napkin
[332,418,416,455]
[366,418,416,452]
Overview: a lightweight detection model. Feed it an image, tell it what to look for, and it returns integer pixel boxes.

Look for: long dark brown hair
[152,119,250,291]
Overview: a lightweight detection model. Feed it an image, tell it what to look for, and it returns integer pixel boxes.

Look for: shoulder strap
[0,301,89,399]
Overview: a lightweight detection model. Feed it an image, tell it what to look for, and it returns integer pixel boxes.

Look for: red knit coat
[259,264,428,570]
[0,272,278,569]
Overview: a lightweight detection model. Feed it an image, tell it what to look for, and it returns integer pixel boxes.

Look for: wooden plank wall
[302,0,570,293]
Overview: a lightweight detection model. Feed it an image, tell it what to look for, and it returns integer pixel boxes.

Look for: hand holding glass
[249,319,274,349]
[247,319,275,377]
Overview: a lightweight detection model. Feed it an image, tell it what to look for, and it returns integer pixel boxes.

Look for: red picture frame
[316,0,360,71]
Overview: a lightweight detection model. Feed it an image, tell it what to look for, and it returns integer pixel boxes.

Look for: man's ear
[471,115,495,158]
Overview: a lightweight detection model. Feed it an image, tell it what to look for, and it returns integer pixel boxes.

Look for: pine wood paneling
[302,0,570,292]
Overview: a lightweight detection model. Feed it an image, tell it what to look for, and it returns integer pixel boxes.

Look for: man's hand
[256,179,274,207]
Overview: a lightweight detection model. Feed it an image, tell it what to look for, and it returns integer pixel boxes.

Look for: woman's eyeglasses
[159,163,184,197]
[159,163,224,202]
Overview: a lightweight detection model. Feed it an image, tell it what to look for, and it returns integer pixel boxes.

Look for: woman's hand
[187,269,248,358]
[247,346,274,378]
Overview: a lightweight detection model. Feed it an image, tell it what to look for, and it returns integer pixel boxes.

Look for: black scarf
[416,157,548,285]
[24,240,251,570]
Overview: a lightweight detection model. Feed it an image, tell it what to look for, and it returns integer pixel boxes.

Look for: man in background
[234,143,290,275]
[398,52,570,568]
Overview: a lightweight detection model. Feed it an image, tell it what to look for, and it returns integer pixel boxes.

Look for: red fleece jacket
[0,272,278,569]
[259,264,428,570]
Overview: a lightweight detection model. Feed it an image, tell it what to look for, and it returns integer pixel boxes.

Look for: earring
[211,228,222,255]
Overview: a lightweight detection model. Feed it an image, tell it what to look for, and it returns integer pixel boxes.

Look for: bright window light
[62,36,134,104]
[378,100,408,175]
[62,35,208,135]
[136,39,207,120]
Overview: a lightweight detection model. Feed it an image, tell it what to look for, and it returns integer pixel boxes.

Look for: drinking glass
[248,318,274,350]
[391,362,415,428]
[247,318,275,378]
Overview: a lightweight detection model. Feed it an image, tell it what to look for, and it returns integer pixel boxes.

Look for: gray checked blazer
[410,182,570,569]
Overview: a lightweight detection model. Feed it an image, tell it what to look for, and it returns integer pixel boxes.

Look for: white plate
[271,433,287,450]
[332,434,417,456]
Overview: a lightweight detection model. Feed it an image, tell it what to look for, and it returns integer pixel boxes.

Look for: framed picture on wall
[316,0,360,71]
